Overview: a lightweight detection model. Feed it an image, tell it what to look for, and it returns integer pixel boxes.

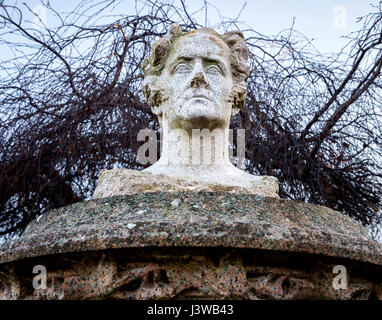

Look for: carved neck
[157,117,232,170]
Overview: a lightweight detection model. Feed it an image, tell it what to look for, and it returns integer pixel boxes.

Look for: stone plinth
[1,192,382,299]
[93,168,279,199]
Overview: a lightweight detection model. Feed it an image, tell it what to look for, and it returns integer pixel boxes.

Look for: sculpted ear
[222,30,249,118]
[230,81,247,117]
[142,75,165,117]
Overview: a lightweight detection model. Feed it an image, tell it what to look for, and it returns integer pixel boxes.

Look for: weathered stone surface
[0,192,381,300]
[93,168,279,199]
[1,247,381,300]
[1,192,380,265]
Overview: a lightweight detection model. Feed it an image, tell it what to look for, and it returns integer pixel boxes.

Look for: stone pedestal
[1,192,381,299]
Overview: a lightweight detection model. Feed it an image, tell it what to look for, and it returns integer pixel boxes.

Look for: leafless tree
[0,0,381,240]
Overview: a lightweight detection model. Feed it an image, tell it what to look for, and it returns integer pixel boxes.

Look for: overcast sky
[199,0,378,53]
[11,0,380,55]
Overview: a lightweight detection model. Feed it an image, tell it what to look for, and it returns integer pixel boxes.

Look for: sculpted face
[160,32,233,131]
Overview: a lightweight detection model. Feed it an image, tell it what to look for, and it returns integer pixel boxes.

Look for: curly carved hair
[141,23,249,116]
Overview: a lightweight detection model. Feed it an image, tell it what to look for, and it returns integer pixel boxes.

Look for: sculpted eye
[174,63,190,74]
[206,65,222,75]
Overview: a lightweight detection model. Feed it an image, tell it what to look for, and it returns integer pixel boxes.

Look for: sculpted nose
[190,66,210,89]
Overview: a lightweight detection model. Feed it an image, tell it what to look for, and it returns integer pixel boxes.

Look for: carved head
[141,24,249,129]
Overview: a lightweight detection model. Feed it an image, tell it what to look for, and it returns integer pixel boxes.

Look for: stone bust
[93,24,279,198]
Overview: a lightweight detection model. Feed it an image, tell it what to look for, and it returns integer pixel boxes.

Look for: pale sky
[201,0,378,53]
[8,0,380,54]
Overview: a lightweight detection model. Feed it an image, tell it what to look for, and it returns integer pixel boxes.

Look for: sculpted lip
[189,95,212,101]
